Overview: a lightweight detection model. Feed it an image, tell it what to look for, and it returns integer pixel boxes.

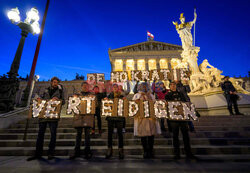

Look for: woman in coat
[132,82,161,158]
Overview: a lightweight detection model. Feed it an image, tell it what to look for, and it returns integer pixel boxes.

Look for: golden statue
[173,12,197,50]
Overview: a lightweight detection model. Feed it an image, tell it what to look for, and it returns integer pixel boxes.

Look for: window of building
[126,59,135,71]
[137,59,145,70]
[114,59,123,71]
[148,59,156,70]
[160,59,168,69]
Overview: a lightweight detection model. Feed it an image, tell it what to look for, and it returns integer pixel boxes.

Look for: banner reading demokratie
[29,97,198,121]
[110,69,190,82]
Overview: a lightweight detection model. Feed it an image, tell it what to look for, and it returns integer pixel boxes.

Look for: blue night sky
[0,0,249,81]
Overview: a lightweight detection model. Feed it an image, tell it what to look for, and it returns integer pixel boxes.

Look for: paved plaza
[0,156,250,173]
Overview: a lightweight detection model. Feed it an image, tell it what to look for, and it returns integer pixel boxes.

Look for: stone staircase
[0,115,250,160]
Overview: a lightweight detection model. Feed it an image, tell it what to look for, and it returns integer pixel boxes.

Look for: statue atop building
[173,12,197,50]
[173,11,249,95]
[173,11,200,74]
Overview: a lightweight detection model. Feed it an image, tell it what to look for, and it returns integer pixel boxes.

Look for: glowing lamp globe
[31,21,40,34]
[7,7,20,23]
[26,7,39,24]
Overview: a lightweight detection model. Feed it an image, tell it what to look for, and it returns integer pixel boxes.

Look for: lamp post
[0,7,40,112]
[7,7,41,77]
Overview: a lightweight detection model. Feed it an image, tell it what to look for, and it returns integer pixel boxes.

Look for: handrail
[0,107,29,118]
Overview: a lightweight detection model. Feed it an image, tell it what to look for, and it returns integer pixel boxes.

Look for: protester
[152,80,169,132]
[133,81,139,94]
[118,81,130,133]
[221,76,243,115]
[70,82,94,160]
[27,77,65,161]
[92,85,107,134]
[105,84,125,159]
[133,82,161,159]
[165,82,196,160]
[175,80,196,132]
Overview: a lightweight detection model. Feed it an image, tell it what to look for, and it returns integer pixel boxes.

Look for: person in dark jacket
[105,84,125,159]
[221,76,243,115]
[165,82,196,160]
[176,80,191,102]
[70,81,94,160]
[92,86,106,134]
[27,77,65,161]
[176,80,196,132]
[118,82,130,133]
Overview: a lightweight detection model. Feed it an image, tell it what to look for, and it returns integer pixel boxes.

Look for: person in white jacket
[132,82,161,159]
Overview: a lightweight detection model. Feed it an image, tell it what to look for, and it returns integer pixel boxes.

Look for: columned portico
[109,40,183,73]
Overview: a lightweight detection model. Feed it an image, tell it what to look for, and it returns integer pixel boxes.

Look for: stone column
[156,58,160,69]
[134,59,137,70]
[122,59,126,71]
[144,58,149,70]
[168,59,172,69]
[111,61,115,71]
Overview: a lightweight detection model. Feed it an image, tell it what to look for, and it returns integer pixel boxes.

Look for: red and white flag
[147,31,154,38]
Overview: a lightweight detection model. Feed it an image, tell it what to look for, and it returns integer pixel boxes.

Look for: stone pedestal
[181,46,200,75]
[190,93,250,116]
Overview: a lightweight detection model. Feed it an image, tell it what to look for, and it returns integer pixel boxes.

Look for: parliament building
[108,40,183,72]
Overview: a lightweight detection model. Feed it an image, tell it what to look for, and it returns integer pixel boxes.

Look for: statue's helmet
[179,13,185,20]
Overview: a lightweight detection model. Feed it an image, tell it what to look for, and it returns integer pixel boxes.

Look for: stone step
[8,121,250,129]
[0,145,249,156]
[15,117,250,124]
[0,131,249,140]
[1,126,250,133]
[1,155,250,163]
[12,115,250,124]
[0,138,249,147]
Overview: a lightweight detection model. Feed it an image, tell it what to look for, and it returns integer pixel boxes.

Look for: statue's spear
[194,7,196,46]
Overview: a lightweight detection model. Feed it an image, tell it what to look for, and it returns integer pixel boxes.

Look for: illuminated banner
[101,98,197,121]
[87,73,105,83]
[87,69,189,84]
[28,99,62,119]
[110,69,190,82]
[66,96,96,115]
[30,97,198,121]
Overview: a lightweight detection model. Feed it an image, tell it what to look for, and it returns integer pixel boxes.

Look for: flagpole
[23,0,50,141]
[21,0,50,107]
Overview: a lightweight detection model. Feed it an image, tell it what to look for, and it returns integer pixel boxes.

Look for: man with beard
[27,77,65,161]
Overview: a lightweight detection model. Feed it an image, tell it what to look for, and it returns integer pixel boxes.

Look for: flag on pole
[147,31,154,39]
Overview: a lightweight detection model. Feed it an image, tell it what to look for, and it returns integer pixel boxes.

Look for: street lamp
[7,7,41,77]
[27,75,40,107]
[0,7,41,112]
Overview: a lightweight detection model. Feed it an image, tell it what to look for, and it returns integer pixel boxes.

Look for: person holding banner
[92,85,107,134]
[118,82,130,133]
[165,82,196,160]
[175,80,196,132]
[133,82,161,159]
[105,84,125,159]
[152,81,169,132]
[70,82,94,160]
[27,77,65,161]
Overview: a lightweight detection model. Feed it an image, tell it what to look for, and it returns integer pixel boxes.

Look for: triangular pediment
[109,41,182,53]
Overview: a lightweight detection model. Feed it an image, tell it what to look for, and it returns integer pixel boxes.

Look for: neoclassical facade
[108,40,183,73]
